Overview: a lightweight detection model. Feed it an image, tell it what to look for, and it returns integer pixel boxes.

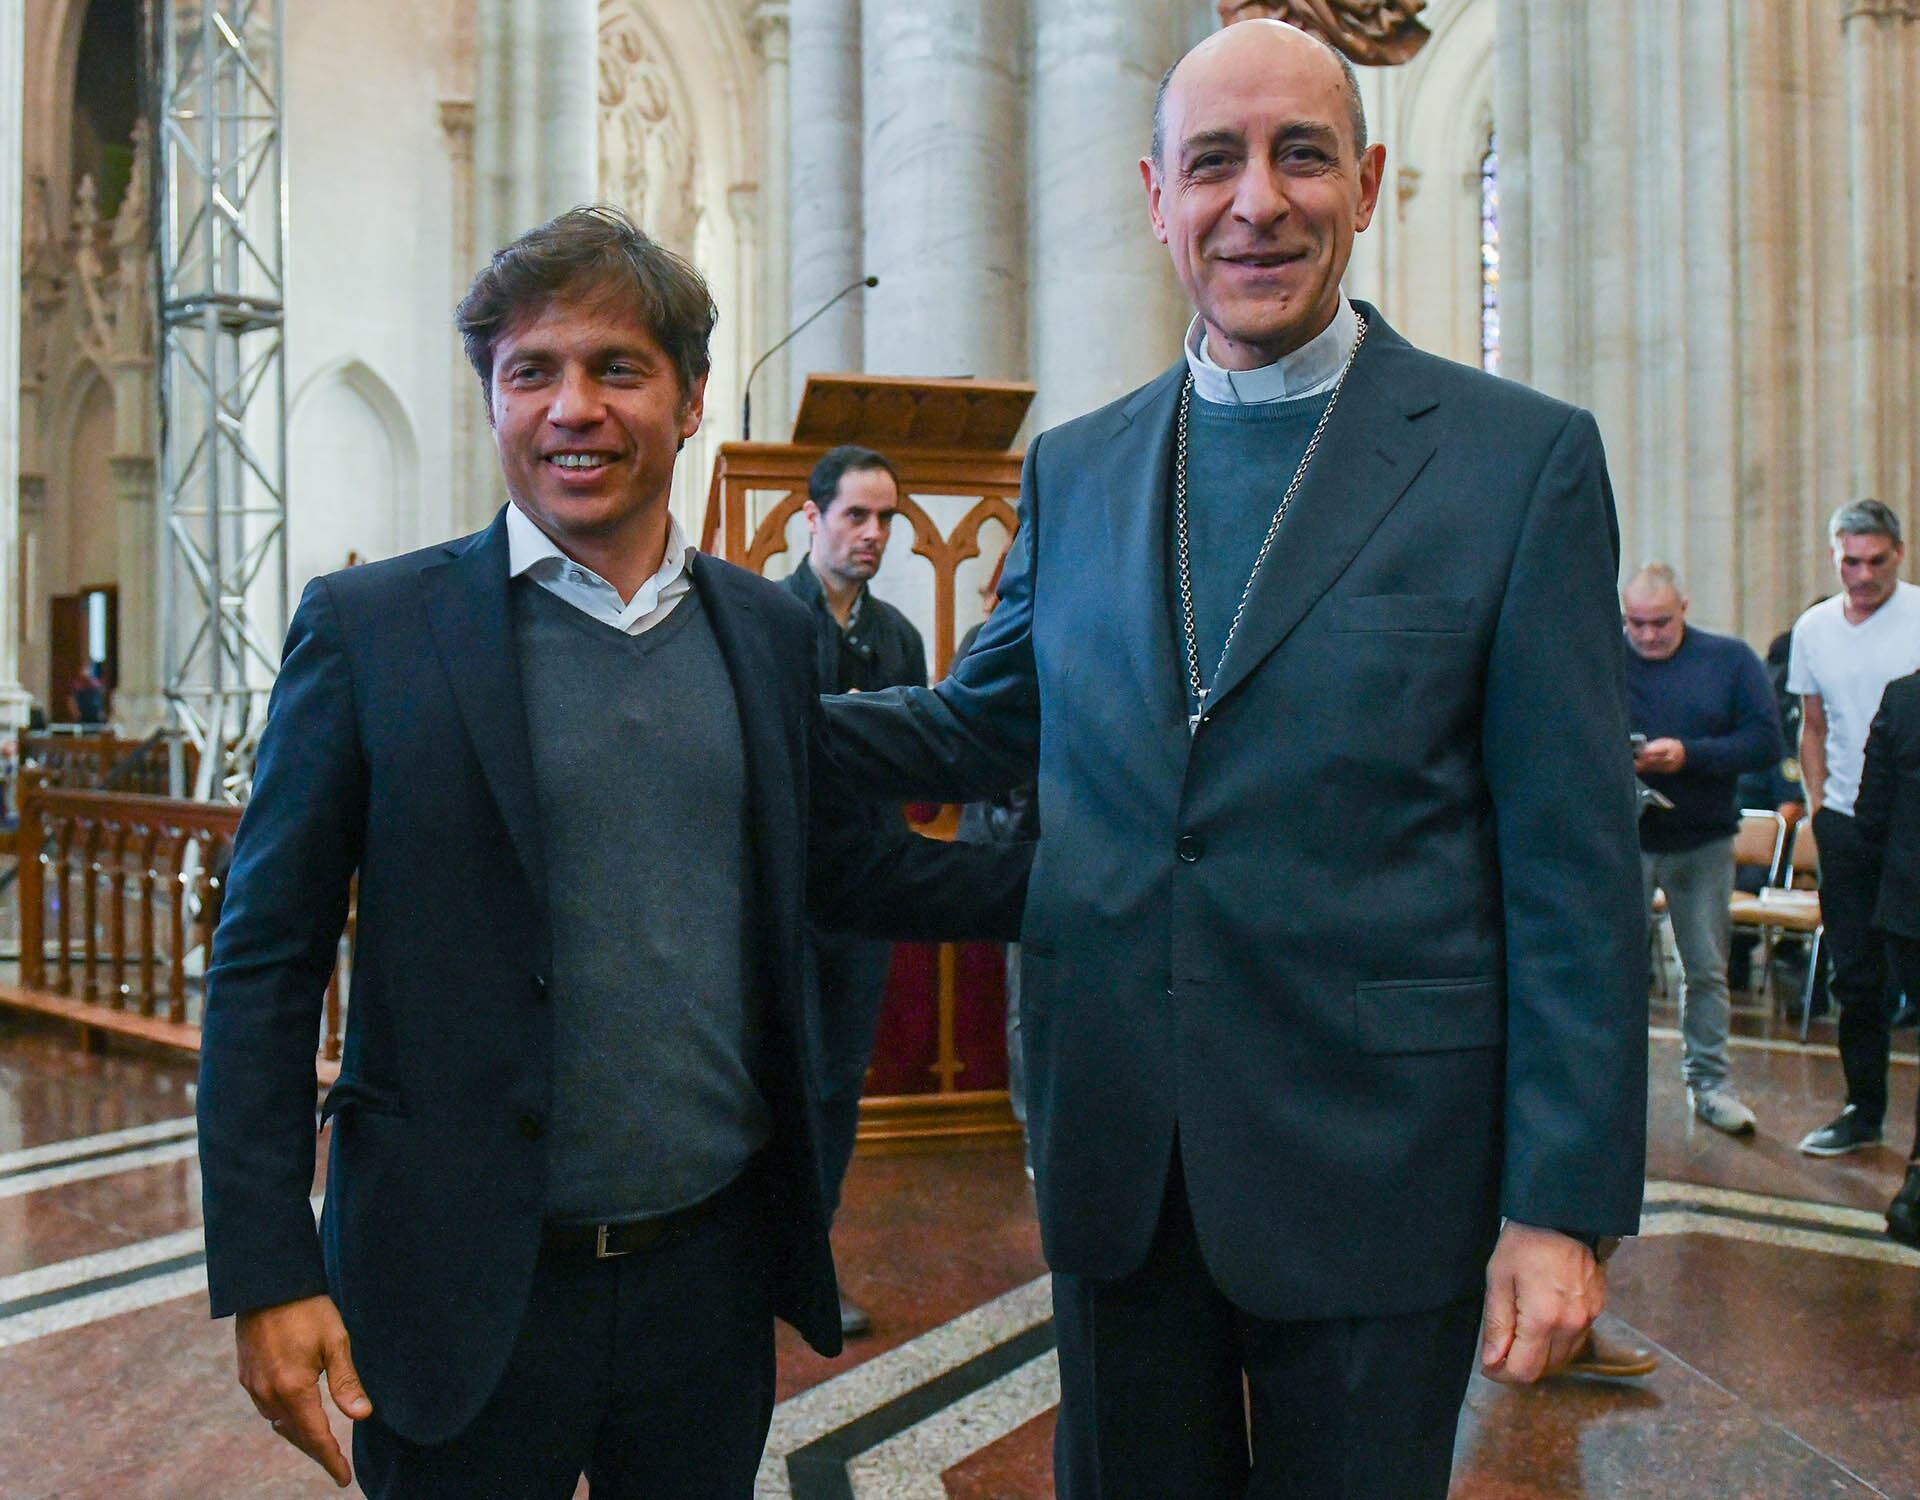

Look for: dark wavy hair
[807,445,901,513]
[455,204,717,405]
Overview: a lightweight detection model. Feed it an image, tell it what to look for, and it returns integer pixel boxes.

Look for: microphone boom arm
[741,275,878,440]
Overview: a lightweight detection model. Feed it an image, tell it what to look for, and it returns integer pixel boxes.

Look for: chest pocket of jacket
[1328,594,1470,635]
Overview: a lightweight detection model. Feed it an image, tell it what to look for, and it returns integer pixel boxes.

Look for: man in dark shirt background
[1624,564,1783,1135]
[1856,668,1920,1243]
[784,443,927,1336]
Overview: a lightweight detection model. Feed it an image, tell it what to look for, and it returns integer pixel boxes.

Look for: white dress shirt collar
[504,501,693,636]
[1182,293,1359,405]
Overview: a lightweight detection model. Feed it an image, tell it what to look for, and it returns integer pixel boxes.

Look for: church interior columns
[750,2,792,429]
[786,0,864,408]
[472,0,600,282]
[860,1,1028,381]
[466,0,598,533]
[110,453,159,732]
[1494,0,1864,641]
[1842,0,1919,518]
[0,0,38,726]
[1027,0,1189,431]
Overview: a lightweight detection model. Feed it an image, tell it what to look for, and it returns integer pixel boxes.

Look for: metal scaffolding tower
[149,0,289,802]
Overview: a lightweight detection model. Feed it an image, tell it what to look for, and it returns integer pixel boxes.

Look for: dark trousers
[353,1174,774,1499]
[1815,809,1895,1124]
[1887,936,1920,1160]
[809,929,894,1214]
[1051,1158,1480,1500]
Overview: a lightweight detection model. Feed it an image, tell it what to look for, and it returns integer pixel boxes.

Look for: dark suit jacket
[783,556,929,694]
[196,511,1028,1444]
[822,306,1647,1321]
[1855,669,1920,940]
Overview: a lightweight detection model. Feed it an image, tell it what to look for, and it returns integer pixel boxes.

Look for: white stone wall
[283,0,465,590]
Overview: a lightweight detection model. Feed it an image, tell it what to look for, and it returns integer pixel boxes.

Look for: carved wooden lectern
[702,373,1035,1153]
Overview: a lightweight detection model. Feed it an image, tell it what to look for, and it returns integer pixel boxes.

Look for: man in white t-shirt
[1788,500,1920,1156]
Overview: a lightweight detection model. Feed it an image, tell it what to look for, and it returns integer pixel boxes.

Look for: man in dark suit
[782,444,927,1337]
[1855,668,1920,1244]
[196,207,1026,1498]
[821,22,1645,1499]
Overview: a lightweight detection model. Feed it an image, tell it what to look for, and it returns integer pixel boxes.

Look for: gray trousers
[1643,837,1735,1093]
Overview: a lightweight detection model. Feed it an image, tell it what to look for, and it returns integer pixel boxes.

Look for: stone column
[1028,0,1188,430]
[0,0,38,727]
[440,100,489,533]
[1842,0,1920,514]
[750,2,793,433]
[464,0,594,532]
[472,0,598,254]
[1493,0,1855,638]
[110,456,164,733]
[861,2,1027,381]
[788,0,864,400]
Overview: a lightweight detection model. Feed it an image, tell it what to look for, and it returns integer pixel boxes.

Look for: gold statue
[1217,0,1431,66]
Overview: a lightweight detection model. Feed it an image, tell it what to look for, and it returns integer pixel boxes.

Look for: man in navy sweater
[1624,564,1783,1134]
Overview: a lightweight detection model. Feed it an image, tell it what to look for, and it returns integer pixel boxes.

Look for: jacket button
[518,1113,544,1142]
[1176,835,1203,863]
[530,974,548,1004]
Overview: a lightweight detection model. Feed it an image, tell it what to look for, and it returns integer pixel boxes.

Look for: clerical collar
[1182,295,1359,405]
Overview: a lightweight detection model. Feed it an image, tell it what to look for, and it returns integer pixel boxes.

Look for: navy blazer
[196,512,1028,1444]
[1856,669,1920,941]
[823,307,1647,1321]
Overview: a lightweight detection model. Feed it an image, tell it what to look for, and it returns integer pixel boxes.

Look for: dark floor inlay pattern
[786,1319,1057,1500]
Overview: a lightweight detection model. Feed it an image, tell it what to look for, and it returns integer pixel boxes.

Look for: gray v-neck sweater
[512,580,770,1224]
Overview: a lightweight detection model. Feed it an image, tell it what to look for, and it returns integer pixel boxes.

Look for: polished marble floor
[1,986,1916,1499]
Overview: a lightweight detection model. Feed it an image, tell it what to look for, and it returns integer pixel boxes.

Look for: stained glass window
[1480,133,1500,374]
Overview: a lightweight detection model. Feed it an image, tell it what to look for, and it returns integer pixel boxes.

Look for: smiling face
[487,295,706,572]
[1142,22,1383,370]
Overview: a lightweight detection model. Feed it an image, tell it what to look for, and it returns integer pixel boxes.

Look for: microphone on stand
[742,275,878,440]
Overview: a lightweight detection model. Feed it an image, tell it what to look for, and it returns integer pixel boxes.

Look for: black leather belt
[541,1175,745,1260]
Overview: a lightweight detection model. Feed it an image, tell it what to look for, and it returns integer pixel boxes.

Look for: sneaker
[1797,1106,1883,1157]
[1690,1089,1757,1135]
[1888,1164,1920,1248]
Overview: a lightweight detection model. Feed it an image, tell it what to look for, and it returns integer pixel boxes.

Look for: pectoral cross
[1188,689,1208,737]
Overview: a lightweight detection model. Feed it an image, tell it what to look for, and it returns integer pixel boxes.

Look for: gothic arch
[46,371,117,600]
[288,358,421,586]
[24,0,120,238]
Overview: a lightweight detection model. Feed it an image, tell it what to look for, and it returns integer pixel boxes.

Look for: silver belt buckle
[594,1223,631,1259]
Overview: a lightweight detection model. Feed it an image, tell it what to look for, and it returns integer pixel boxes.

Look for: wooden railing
[3,775,346,1078]
[20,731,198,796]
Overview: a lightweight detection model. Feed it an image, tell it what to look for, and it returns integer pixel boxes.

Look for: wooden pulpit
[703,374,1035,1153]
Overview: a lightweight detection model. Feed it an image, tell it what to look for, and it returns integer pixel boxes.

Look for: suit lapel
[418,510,547,894]
[1108,364,1192,749]
[690,555,803,969]
[1202,318,1439,719]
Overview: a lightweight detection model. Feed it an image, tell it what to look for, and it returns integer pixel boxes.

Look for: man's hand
[236,1294,372,1487]
[1634,737,1686,774]
[1478,1222,1605,1385]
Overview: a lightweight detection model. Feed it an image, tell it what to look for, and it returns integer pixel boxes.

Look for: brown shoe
[1559,1329,1658,1379]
